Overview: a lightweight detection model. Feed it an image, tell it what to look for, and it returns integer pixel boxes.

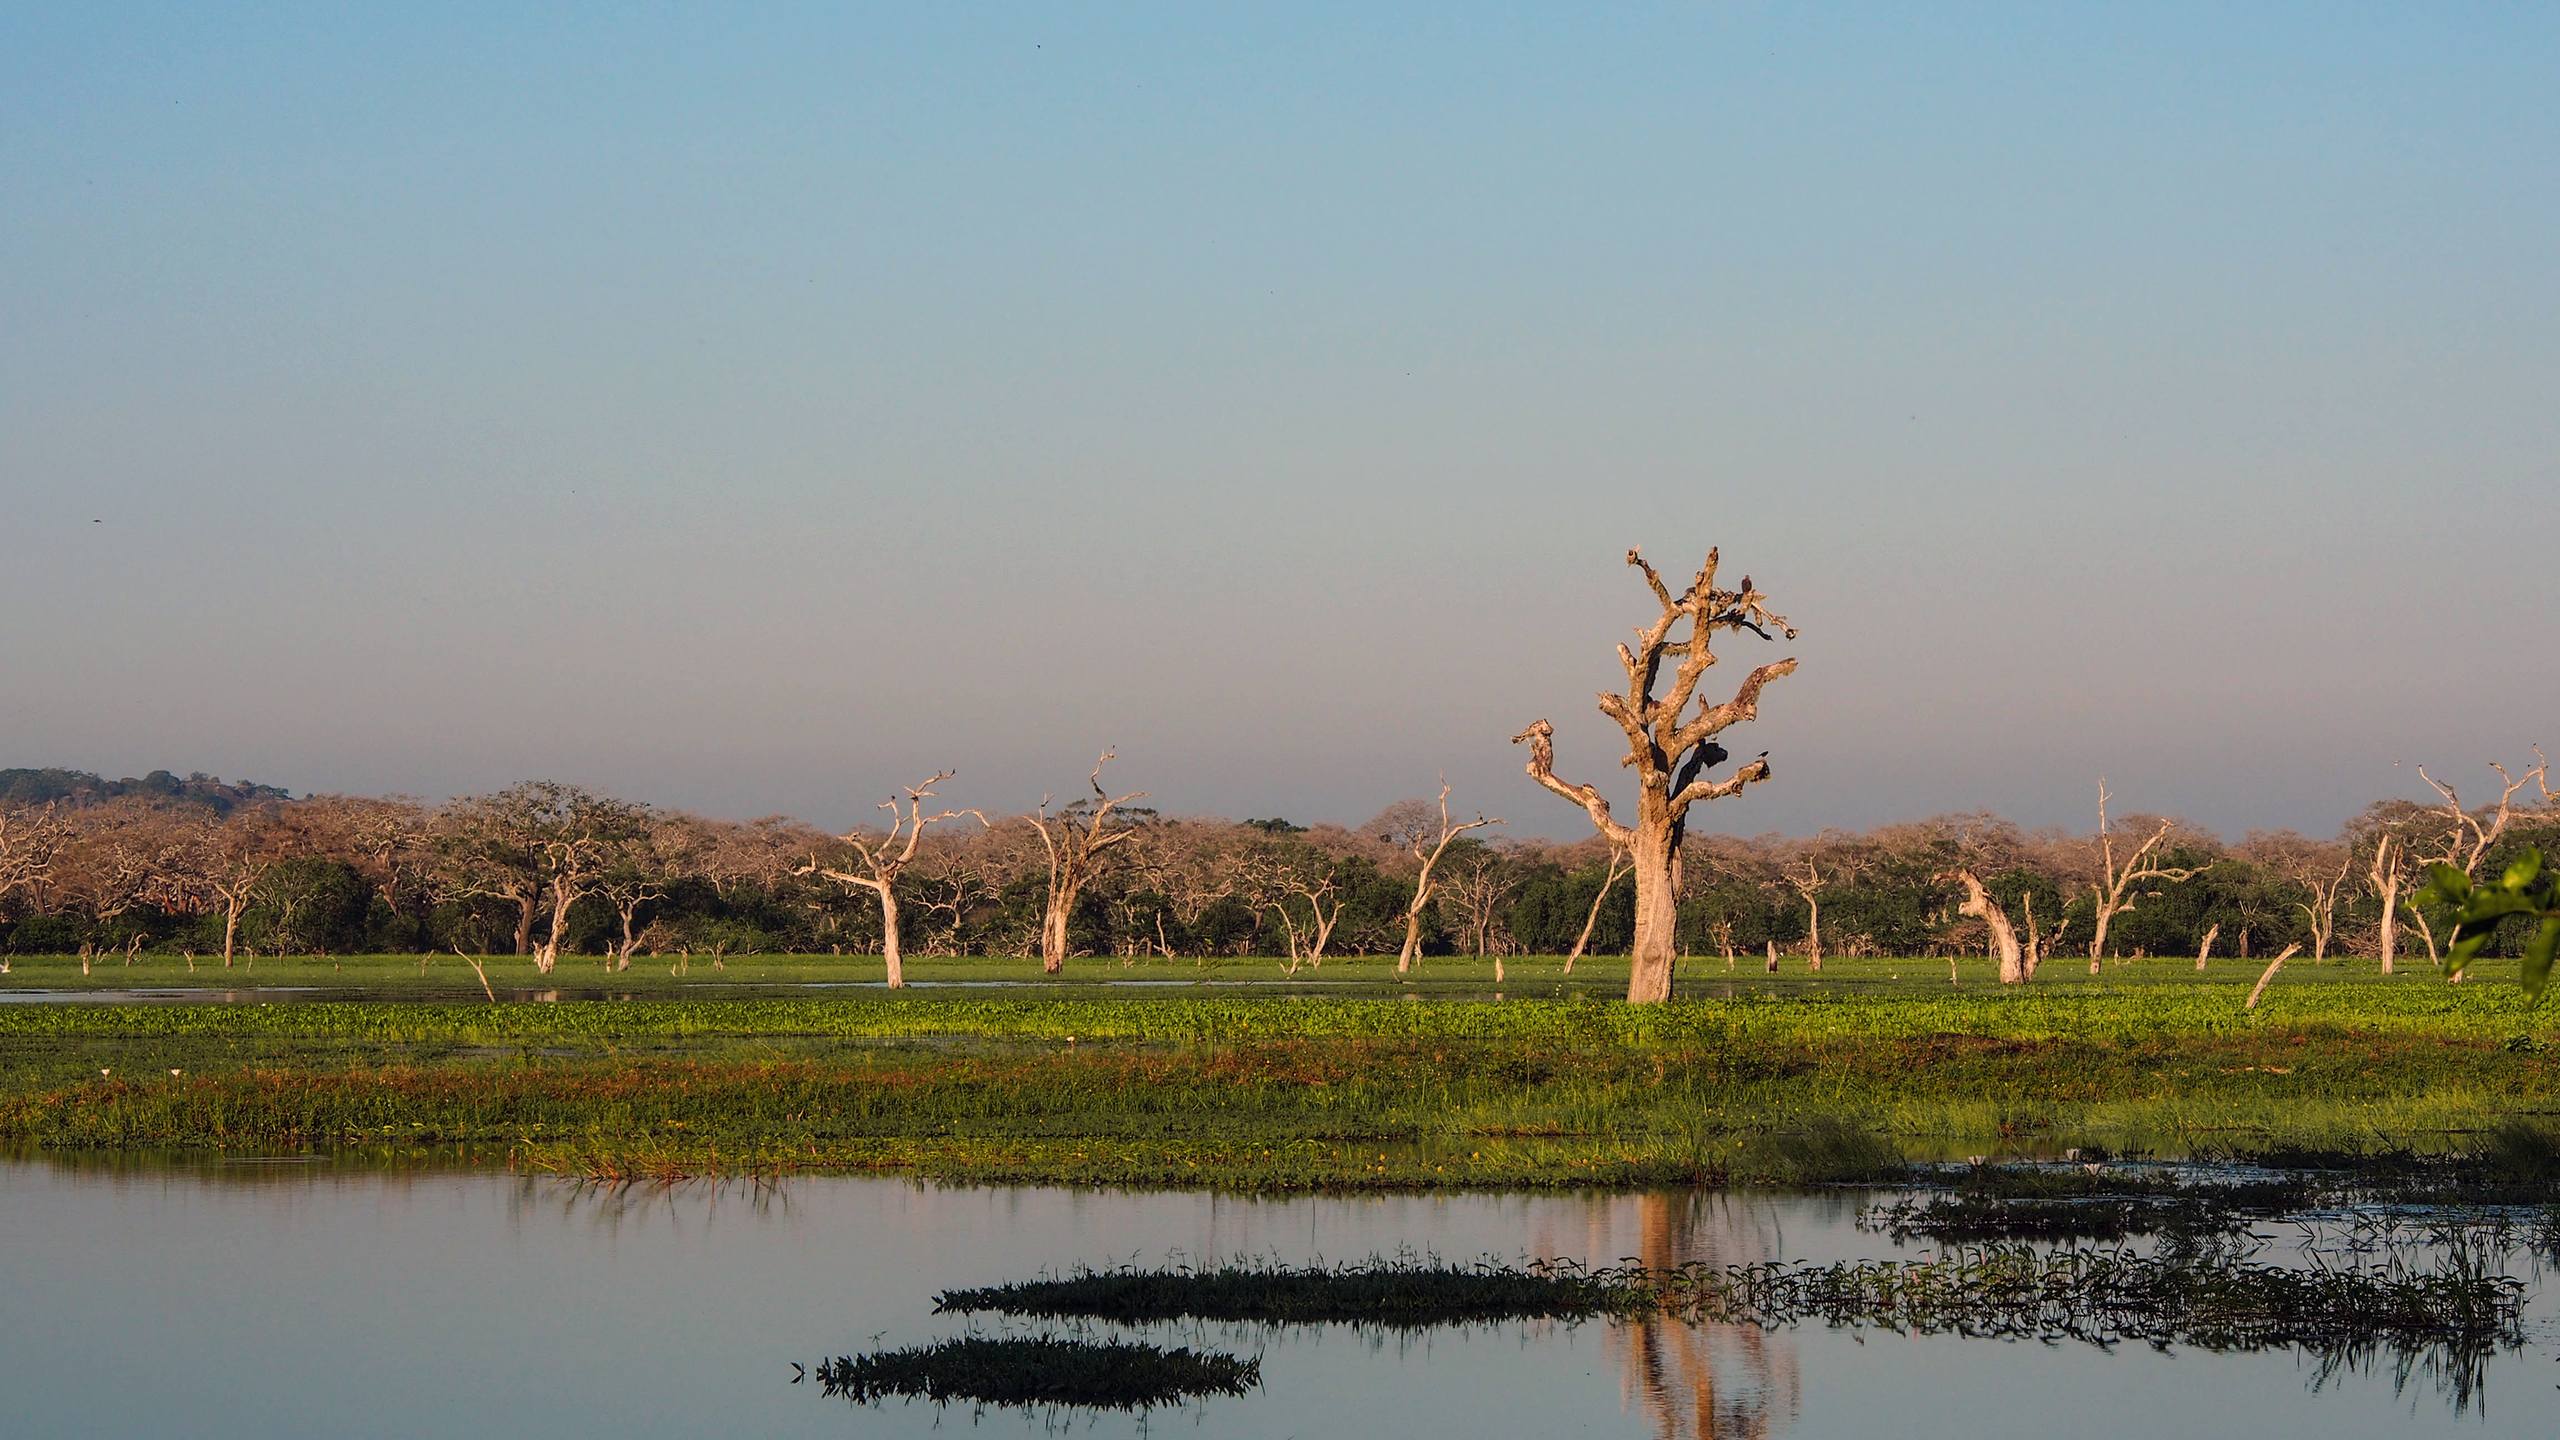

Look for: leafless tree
[1565,841,1636,972]
[0,803,67,911]
[0,803,68,973]
[2022,890,2070,979]
[2079,781,2199,971]
[1025,751,1148,973]
[296,794,431,941]
[187,806,293,967]
[799,771,986,987]
[600,817,705,970]
[2244,943,2305,1012]
[2243,831,2353,964]
[1440,847,1520,959]
[1376,780,1503,973]
[436,783,648,971]
[1245,845,1348,973]
[2195,922,2219,972]
[2404,753,2551,970]
[53,800,188,973]
[2292,850,2352,963]
[1515,547,1797,1002]
[1948,869,2027,984]
[2364,836,2403,975]
[1777,835,1861,973]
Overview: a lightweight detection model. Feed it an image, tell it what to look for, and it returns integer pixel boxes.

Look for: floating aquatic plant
[809,1335,1258,1411]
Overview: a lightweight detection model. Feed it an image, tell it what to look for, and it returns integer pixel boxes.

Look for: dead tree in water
[1380,781,1502,974]
[1564,842,1636,972]
[2244,944,2304,1011]
[2022,891,2069,979]
[1516,547,1797,1003]
[2082,781,2197,972]
[2366,835,2403,976]
[1948,869,2026,985]
[2405,752,2550,974]
[800,771,985,988]
[2293,849,2353,962]
[1026,752,1147,974]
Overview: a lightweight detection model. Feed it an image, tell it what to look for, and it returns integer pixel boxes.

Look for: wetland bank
[14,951,2559,1434]
[3,958,2556,1185]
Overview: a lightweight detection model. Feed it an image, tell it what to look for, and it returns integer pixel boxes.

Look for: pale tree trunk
[2244,944,2303,1011]
[1396,899,1429,974]
[2083,784,2196,975]
[2195,922,2218,972]
[533,886,574,974]
[879,891,904,989]
[513,893,536,957]
[1626,830,1680,1003]
[1303,897,1338,966]
[1564,846,1633,972]
[613,904,643,971]
[1951,871,2024,985]
[1394,780,1501,976]
[1802,894,1822,972]
[1764,937,1779,973]
[2368,835,2402,977]
[1025,755,1143,978]
[1041,895,1073,974]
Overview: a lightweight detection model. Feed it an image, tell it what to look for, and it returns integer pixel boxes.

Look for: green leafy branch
[2416,850,2560,1003]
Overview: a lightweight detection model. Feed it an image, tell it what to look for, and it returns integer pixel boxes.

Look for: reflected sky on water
[2,1159,2553,1438]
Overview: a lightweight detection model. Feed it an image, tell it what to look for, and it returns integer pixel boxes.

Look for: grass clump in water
[1866,1165,2315,1241]
[810,1335,1258,1411]
[941,1249,2521,1360]
[940,1257,1641,1328]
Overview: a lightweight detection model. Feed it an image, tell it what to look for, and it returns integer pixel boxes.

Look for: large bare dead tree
[1516,547,1797,1003]
[1026,751,1148,974]
[800,771,986,988]
[1380,781,1503,973]
[2081,781,2198,971]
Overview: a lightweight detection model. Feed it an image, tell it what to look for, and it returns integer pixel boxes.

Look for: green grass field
[0,946,2512,995]
[2,951,2553,1189]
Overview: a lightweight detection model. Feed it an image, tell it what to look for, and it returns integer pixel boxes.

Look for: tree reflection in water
[1539,1191,1802,1440]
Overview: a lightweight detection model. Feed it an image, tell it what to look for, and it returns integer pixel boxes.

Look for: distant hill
[0,768,293,814]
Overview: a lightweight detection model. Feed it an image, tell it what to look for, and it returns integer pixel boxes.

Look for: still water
[2,1159,2552,1438]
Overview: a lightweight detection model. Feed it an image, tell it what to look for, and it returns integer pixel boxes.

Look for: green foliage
[2418,847,2560,1001]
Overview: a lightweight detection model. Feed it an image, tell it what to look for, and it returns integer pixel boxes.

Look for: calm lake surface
[3,1159,2553,1438]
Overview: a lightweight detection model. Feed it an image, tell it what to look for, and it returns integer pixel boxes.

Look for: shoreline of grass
[1,983,2553,1188]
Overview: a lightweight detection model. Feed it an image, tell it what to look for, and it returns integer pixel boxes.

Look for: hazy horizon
[7,5,2554,840]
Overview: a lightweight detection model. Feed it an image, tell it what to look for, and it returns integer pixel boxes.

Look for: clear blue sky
[4,3,2553,837]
